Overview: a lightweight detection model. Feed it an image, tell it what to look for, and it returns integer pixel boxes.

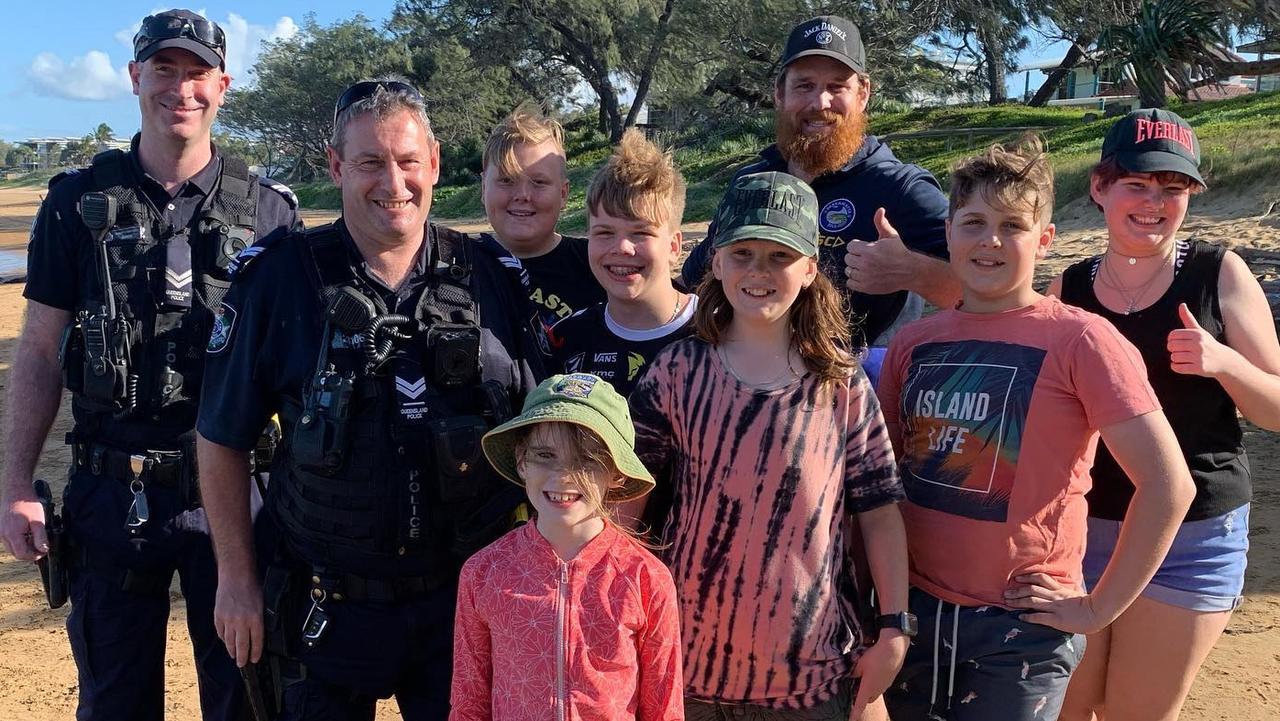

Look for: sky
[0,2,397,141]
[0,2,1078,143]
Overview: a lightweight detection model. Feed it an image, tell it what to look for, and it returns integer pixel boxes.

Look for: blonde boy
[877,138,1194,720]
[548,129,695,398]
[481,104,604,331]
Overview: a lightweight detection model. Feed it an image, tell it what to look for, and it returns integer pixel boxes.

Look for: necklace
[1100,248,1173,314]
[667,294,685,325]
[717,343,800,390]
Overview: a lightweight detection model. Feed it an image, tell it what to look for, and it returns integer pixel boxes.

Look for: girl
[629,171,911,720]
[450,373,683,721]
[1043,108,1280,721]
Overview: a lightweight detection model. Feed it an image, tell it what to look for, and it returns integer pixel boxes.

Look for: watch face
[879,612,918,637]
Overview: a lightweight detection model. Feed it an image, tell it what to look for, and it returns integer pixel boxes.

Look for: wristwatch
[875,612,918,637]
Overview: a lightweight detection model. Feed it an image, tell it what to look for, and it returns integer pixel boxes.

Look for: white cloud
[26,12,297,101]
[27,51,132,101]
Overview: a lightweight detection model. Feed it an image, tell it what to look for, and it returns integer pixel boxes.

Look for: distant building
[19,135,130,170]
[1015,47,1257,111]
[906,50,985,107]
[1235,38,1280,93]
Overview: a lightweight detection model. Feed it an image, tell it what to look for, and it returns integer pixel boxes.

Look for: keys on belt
[125,454,153,543]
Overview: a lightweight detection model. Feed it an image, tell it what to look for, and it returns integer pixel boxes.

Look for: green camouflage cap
[711,172,819,256]
[481,373,655,503]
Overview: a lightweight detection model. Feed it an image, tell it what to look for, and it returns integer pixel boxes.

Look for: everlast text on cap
[711,172,820,257]
[780,15,867,75]
[1101,108,1205,187]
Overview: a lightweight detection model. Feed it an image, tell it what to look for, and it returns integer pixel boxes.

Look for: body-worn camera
[428,325,481,388]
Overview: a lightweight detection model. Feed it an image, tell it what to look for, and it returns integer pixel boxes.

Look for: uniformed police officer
[0,9,299,721]
[683,15,960,385]
[197,77,544,720]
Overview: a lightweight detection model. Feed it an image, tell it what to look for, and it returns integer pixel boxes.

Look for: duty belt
[70,442,186,487]
[308,568,449,603]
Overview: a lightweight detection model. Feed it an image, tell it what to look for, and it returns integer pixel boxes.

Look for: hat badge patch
[820,198,856,233]
[815,30,833,45]
[552,373,598,398]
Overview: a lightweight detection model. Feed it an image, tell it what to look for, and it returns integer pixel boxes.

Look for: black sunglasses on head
[134,14,226,55]
[333,81,426,124]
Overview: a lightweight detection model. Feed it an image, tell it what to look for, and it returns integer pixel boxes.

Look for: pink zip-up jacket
[450,522,684,721]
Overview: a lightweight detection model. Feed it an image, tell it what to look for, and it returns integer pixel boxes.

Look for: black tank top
[1060,241,1250,521]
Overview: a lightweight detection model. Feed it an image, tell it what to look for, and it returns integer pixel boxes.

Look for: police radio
[77,192,135,412]
[292,289,371,471]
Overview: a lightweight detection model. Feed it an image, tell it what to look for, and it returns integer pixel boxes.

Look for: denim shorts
[1083,503,1249,612]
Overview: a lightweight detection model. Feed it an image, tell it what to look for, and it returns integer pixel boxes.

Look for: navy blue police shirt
[24,143,300,447]
[681,136,948,348]
[197,219,544,453]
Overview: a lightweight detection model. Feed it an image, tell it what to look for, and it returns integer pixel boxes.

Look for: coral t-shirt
[631,338,903,708]
[878,297,1159,608]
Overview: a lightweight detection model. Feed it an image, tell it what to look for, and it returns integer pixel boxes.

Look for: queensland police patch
[207,304,237,354]
[820,198,856,233]
[552,373,598,398]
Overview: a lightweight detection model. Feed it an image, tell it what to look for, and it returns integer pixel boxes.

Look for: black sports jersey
[548,297,698,397]
[481,233,605,333]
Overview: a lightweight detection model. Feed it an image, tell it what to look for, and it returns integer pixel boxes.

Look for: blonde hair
[949,134,1055,223]
[586,129,687,231]
[482,102,567,178]
[693,269,856,384]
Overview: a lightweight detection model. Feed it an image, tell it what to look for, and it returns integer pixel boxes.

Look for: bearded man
[683,15,959,382]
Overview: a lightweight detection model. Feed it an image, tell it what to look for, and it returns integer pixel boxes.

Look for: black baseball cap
[780,15,866,75]
[1101,108,1205,187]
[134,9,226,69]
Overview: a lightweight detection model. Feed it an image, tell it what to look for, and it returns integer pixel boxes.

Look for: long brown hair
[693,263,855,384]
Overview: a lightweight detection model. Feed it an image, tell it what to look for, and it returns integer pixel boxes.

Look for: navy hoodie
[682,136,949,348]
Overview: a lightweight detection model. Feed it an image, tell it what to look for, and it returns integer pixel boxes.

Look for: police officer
[683,15,959,385]
[197,77,544,720]
[0,9,299,721]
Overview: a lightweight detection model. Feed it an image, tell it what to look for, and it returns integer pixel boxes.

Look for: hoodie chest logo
[820,198,856,233]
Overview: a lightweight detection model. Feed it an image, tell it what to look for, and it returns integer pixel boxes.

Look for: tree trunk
[977,25,1007,104]
[1028,41,1089,107]
[598,104,608,134]
[624,0,679,129]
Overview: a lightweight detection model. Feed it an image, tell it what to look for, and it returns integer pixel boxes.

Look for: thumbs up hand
[1168,302,1229,377]
[844,207,914,295]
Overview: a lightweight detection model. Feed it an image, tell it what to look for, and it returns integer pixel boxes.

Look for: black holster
[33,479,69,609]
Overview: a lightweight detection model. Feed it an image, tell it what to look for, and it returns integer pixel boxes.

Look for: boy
[480,104,605,333]
[876,138,1195,721]
[549,129,695,397]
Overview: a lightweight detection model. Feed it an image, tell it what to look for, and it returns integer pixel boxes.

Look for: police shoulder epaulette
[47,167,81,190]
[258,176,298,209]
[227,230,289,278]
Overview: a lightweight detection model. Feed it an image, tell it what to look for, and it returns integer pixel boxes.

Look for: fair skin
[481,139,570,259]
[945,190,1195,635]
[1,47,229,561]
[712,238,909,719]
[945,195,1055,313]
[775,56,960,309]
[129,48,231,193]
[587,208,689,330]
[1044,170,1280,721]
[198,106,442,667]
[516,424,623,561]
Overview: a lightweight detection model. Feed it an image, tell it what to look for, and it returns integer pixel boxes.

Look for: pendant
[1128,257,1137,265]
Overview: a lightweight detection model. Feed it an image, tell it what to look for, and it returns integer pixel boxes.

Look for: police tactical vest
[60,148,259,438]
[273,224,519,578]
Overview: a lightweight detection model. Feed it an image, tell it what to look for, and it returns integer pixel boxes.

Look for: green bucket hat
[481,373,655,502]
[711,171,819,257]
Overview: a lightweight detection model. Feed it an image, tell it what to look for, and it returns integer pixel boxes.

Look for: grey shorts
[885,587,1085,721]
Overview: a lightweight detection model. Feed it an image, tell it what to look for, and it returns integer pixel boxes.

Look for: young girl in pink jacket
[450,373,683,721]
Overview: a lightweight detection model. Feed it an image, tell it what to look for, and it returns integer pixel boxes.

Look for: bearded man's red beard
[775,107,867,178]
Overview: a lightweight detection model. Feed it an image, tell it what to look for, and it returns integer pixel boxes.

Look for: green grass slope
[291,90,1280,229]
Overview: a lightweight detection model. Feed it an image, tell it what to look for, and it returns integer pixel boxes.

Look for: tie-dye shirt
[878,296,1159,608]
[630,338,903,708]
